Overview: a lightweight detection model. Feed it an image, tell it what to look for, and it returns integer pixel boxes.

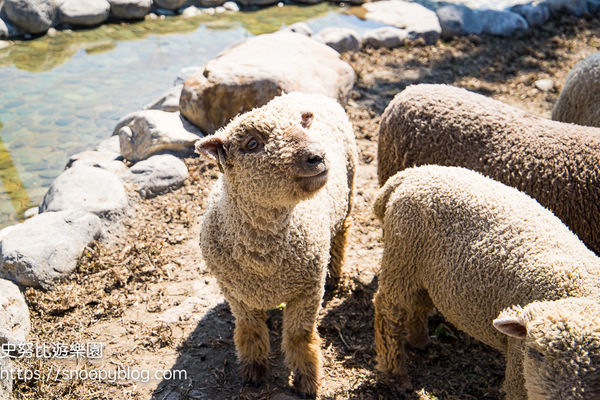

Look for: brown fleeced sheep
[377,83,600,255]
[552,52,600,127]
[373,165,600,400]
[195,92,357,398]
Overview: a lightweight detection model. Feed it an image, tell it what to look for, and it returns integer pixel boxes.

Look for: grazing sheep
[195,92,357,398]
[373,165,600,400]
[377,83,600,255]
[552,52,600,127]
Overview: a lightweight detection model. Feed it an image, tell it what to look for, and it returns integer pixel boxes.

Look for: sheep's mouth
[296,169,329,193]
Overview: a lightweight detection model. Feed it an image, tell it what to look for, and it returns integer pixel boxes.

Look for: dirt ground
[12,13,600,400]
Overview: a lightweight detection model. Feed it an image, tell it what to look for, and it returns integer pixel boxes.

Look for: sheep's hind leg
[229,300,270,386]
[405,290,433,349]
[282,294,323,399]
[326,216,352,291]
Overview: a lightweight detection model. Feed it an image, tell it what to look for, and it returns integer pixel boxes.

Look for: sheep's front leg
[282,294,323,399]
[326,216,352,291]
[229,300,270,386]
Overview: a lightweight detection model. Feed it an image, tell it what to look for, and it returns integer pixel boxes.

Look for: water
[0,4,386,228]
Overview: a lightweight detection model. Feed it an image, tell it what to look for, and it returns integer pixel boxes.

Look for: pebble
[535,79,554,92]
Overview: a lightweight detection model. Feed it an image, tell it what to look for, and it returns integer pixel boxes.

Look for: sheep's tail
[373,172,404,221]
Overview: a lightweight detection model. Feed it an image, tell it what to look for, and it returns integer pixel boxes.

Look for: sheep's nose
[306,153,324,165]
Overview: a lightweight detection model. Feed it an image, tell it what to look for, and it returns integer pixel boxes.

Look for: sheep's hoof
[240,360,267,386]
[406,334,430,350]
[376,370,412,393]
[293,373,318,399]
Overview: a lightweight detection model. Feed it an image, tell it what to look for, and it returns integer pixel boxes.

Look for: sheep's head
[195,109,329,207]
[493,298,600,400]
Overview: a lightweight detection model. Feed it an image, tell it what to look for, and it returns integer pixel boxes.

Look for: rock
[115,110,203,162]
[46,26,56,35]
[314,27,360,53]
[197,0,226,6]
[96,135,121,154]
[0,358,12,400]
[292,0,322,4]
[510,2,551,26]
[144,85,182,112]
[534,78,554,91]
[153,0,186,9]
[215,6,225,13]
[0,279,30,345]
[108,0,151,19]
[282,21,312,36]
[174,66,203,86]
[0,40,8,49]
[437,4,528,37]
[235,0,277,7]
[23,207,38,219]
[3,0,54,34]
[66,150,128,177]
[181,5,202,16]
[588,0,600,12]
[125,154,188,198]
[222,1,239,11]
[357,1,441,45]
[0,211,101,288]
[361,27,408,49]
[57,0,110,26]
[0,15,23,38]
[180,32,355,134]
[39,166,128,216]
[546,0,588,15]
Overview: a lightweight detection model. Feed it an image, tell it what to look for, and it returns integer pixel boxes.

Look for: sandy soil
[12,12,600,400]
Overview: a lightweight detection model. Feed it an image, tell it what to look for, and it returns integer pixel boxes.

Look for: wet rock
[115,110,203,162]
[125,154,188,198]
[153,0,186,9]
[510,2,550,26]
[57,0,110,26]
[222,1,239,11]
[282,21,312,36]
[235,0,278,7]
[96,135,121,154]
[108,0,151,19]
[0,279,30,344]
[180,32,355,133]
[174,66,203,86]
[534,78,554,92]
[0,210,102,289]
[358,1,440,45]
[66,150,128,177]
[0,15,23,38]
[546,0,588,15]
[292,0,322,4]
[437,4,528,37]
[361,26,408,49]
[144,84,182,112]
[40,166,128,216]
[314,27,360,52]
[3,0,54,34]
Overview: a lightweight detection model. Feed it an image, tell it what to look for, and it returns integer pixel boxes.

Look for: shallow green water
[0,4,384,227]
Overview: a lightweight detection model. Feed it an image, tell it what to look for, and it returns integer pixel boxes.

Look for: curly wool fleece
[374,165,600,400]
[377,83,600,255]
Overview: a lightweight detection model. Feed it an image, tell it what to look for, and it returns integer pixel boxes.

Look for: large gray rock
[510,2,551,26]
[0,15,23,38]
[361,27,408,49]
[96,135,121,154]
[180,32,355,134]
[546,0,588,15]
[125,154,188,198]
[314,27,360,53]
[0,211,102,289]
[357,1,440,45]
[0,279,30,345]
[57,0,110,26]
[437,4,528,37]
[39,166,128,216]
[108,0,151,19]
[66,150,128,177]
[3,0,54,34]
[115,110,202,162]
[153,0,186,9]
[144,85,182,112]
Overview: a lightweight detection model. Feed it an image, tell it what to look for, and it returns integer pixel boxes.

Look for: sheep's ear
[300,111,314,129]
[493,315,527,339]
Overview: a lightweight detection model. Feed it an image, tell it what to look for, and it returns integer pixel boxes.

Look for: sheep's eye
[245,138,259,152]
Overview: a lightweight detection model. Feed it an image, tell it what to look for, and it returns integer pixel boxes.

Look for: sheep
[373,165,600,400]
[195,92,357,398]
[377,83,600,255]
[552,52,600,127]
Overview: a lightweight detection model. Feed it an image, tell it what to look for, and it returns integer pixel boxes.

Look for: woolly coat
[377,83,600,255]
[375,165,600,351]
[200,92,357,311]
[552,52,600,127]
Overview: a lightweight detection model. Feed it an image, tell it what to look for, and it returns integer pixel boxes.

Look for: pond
[0,3,386,228]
